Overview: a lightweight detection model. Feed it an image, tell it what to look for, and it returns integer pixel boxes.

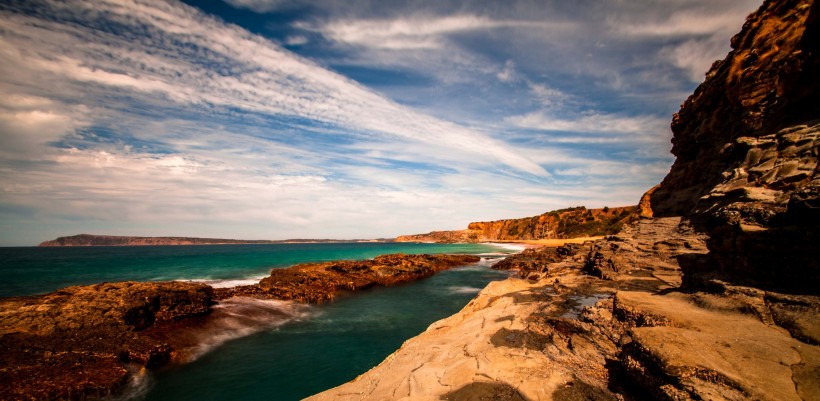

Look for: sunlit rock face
[649,0,819,292]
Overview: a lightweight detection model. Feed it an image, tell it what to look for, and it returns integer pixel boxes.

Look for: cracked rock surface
[307,217,820,401]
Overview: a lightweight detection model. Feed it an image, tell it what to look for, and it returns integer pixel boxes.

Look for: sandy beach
[492,236,604,247]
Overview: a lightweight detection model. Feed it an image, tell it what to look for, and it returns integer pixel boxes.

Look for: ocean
[0,242,519,400]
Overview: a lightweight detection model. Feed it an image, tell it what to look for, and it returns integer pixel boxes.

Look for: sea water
[0,242,519,400]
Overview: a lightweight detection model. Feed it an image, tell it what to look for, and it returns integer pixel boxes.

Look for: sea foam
[484,242,529,252]
[184,275,269,288]
[174,297,314,362]
[447,286,483,294]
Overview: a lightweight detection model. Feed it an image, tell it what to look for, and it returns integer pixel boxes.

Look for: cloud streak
[297,15,547,50]
[0,0,760,245]
[1,0,545,176]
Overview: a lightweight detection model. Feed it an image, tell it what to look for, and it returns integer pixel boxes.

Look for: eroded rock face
[396,206,637,243]
[649,0,820,293]
[215,253,480,303]
[0,282,213,401]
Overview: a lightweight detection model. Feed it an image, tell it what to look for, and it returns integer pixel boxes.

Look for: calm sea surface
[0,242,517,400]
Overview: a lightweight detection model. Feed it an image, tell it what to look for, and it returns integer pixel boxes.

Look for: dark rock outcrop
[492,244,583,279]
[0,282,213,401]
[215,253,480,303]
[648,0,819,293]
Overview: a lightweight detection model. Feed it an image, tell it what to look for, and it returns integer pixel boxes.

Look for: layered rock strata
[397,206,637,243]
[649,0,819,292]
[0,253,478,400]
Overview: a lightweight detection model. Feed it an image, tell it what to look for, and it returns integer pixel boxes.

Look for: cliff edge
[396,206,637,243]
[649,0,819,292]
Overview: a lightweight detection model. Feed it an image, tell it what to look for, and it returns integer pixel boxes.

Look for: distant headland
[38,234,393,247]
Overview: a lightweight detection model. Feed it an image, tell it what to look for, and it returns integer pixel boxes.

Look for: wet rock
[216,253,480,303]
[0,281,213,401]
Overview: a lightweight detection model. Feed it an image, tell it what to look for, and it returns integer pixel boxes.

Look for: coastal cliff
[396,205,637,243]
[310,0,820,400]
[649,0,819,292]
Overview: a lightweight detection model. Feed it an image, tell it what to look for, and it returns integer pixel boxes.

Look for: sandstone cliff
[649,0,819,292]
[396,206,637,243]
[311,219,820,401]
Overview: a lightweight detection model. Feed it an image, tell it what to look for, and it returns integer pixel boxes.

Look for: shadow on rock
[490,327,551,350]
[441,381,528,401]
[552,380,620,401]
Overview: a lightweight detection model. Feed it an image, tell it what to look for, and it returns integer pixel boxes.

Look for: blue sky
[0,0,760,245]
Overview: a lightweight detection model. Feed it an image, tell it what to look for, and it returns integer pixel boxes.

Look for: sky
[0,0,761,246]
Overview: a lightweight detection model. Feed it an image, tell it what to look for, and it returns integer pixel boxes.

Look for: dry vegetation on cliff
[396,205,638,243]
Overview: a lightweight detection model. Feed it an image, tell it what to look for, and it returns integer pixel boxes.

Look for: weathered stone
[0,282,213,401]
[645,0,820,293]
[215,253,480,303]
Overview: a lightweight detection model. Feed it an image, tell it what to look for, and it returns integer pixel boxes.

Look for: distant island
[38,234,394,247]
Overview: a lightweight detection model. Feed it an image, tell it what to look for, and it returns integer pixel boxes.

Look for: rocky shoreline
[212,253,480,303]
[2,0,818,399]
[0,253,479,400]
[308,217,820,401]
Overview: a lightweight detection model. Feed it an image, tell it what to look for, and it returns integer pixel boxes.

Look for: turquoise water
[0,242,502,297]
[0,243,517,400]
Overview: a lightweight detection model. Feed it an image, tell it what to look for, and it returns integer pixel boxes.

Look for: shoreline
[306,218,820,401]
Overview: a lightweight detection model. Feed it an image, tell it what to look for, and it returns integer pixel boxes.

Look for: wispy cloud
[297,15,546,50]
[506,111,668,137]
[609,6,754,38]
[0,0,545,176]
[496,60,516,82]
[222,0,284,13]
[607,2,758,82]
[0,0,759,245]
